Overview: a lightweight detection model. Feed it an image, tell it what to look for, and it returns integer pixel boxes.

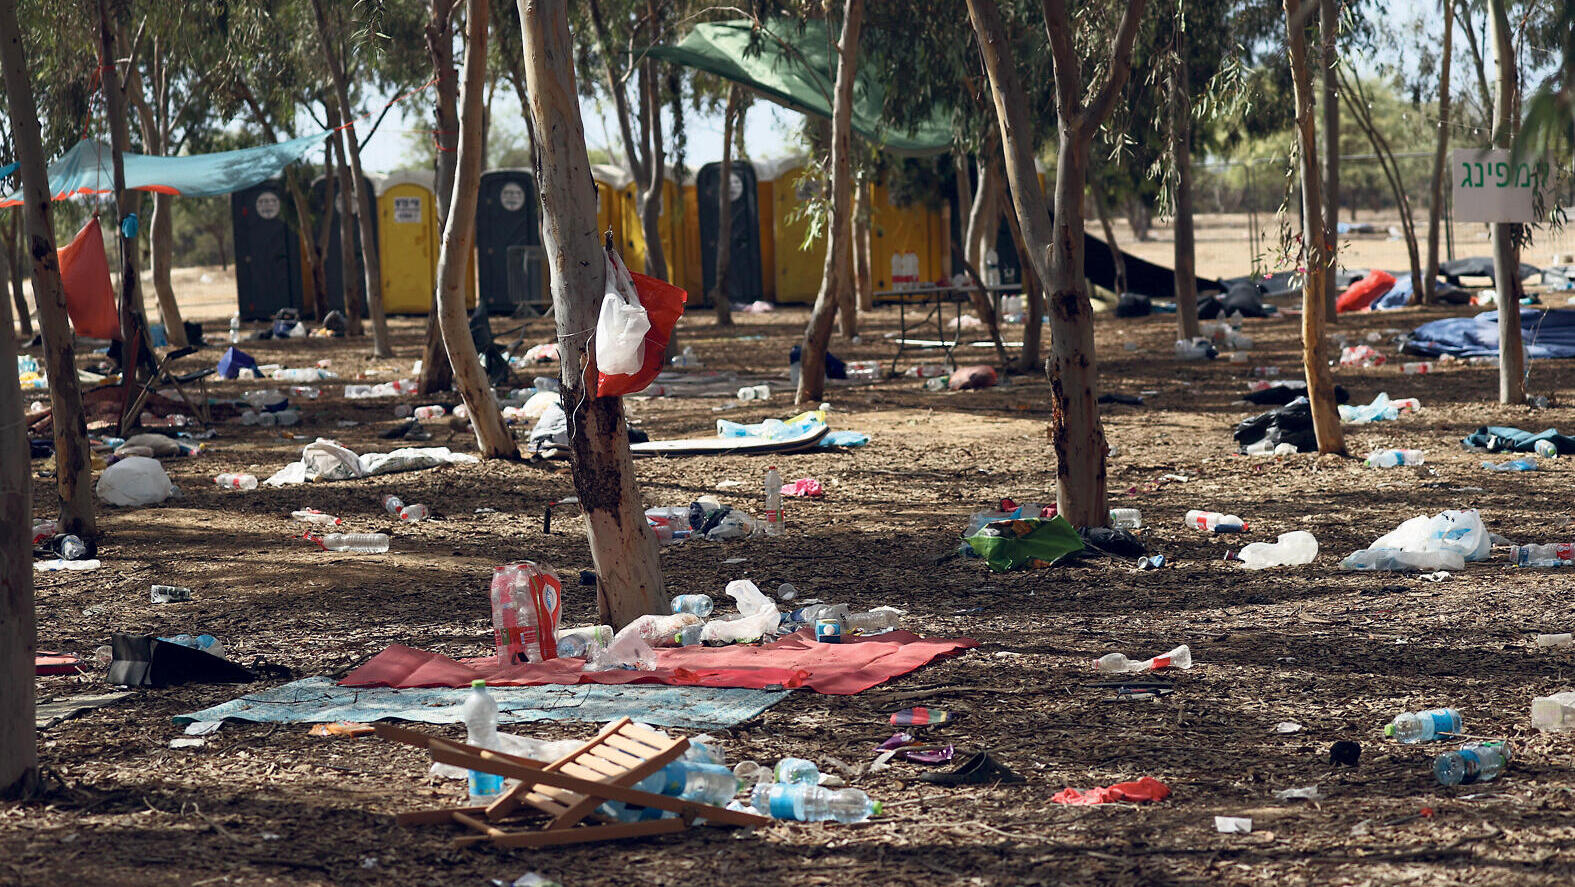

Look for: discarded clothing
[341,629,977,696]
[1234,397,1317,453]
[1403,309,1575,360]
[1371,274,1471,310]
[963,516,1085,571]
[175,676,786,732]
[263,439,479,486]
[1052,776,1171,805]
[1463,426,1575,454]
[1336,269,1396,313]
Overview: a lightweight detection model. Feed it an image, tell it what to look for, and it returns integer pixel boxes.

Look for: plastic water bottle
[555,625,613,659]
[1236,531,1319,569]
[1185,510,1246,533]
[215,473,258,490]
[381,494,405,516]
[1434,742,1510,786]
[229,312,240,344]
[1535,439,1559,458]
[1511,543,1575,567]
[1366,449,1425,468]
[413,405,446,420]
[1402,361,1435,374]
[773,757,820,785]
[750,784,881,822]
[320,533,390,553]
[291,509,342,526]
[460,680,505,804]
[846,607,901,635]
[1385,708,1462,743]
[1483,457,1538,472]
[1531,691,1575,732]
[763,466,783,536]
[398,503,431,522]
[56,534,88,560]
[671,594,714,617]
[1108,508,1142,530]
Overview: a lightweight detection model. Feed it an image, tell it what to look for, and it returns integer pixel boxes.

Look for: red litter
[891,706,952,727]
[1051,776,1171,806]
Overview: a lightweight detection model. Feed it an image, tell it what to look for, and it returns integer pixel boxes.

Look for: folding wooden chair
[122,345,216,434]
[375,718,768,849]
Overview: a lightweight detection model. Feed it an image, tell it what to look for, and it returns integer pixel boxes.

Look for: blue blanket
[175,676,789,731]
[1403,309,1575,359]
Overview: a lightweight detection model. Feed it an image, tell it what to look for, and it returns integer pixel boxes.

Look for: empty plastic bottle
[398,504,431,522]
[1385,708,1462,743]
[774,757,820,785]
[460,680,505,804]
[1511,543,1575,567]
[1237,531,1319,569]
[620,612,701,647]
[733,761,768,785]
[675,624,704,646]
[413,405,447,420]
[556,625,612,659]
[291,508,342,526]
[1095,644,1192,673]
[56,534,88,561]
[319,533,390,553]
[1483,456,1538,472]
[1108,508,1142,530]
[763,466,784,536]
[1532,691,1575,732]
[671,594,715,617]
[381,494,405,516]
[162,634,226,658]
[846,607,901,635]
[1536,439,1560,458]
[1341,549,1465,571]
[1185,510,1247,533]
[750,784,881,823]
[1434,742,1510,786]
[215,473,258,491]
[1366,449,1425,468]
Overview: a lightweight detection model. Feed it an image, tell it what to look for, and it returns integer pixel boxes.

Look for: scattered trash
[307,532,390,553]
[1094,645,1193,674]
[96,456,173,506]
[891,707,952,727]
[1366,449,1424,468]
[491,562,564,664]
[1483,456,1539,472]
[903,744,955,764]
[1511,543,1574,567]
[1185,510,1247,533]
[1237,531,1318,568]
[1275,722,1303,734]
[781,477,824,498]
[1329,740,1362,766]
[1108,508,1142,530]
[1339,344,1386,367]
[1531,691,1575,732]
[1386,708,1462,743]
[215,472,258,490]
[1435,742,1510,786]
[1214,816,1253,834]
[1051,776,1170,805]
[963,515,1084,571]
[949,364,998,391]
[1536,633,1573,649]
[308,722,376,737]
[35,558,101,572]
[150,585,192,604]
[1274,785,1324,802]
[1340,392,1419,424]
[291,508,342,526]
[750,783,881,822]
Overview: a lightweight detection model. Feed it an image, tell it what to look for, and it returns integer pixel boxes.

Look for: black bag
[106,634,255,687]
[1233,397,1318,453]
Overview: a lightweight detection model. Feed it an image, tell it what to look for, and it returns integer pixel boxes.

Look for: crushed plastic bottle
[1185,510,1247,533]
[846,607,902,635]
[292,508,342,526]
[54,534,89,561]
[150,584,193,603]
[1531,691,1575,732]
[460,680,506,804]
[555,625,613,659]
[1094,644,1192,673]
[413,405,447,420]
[316,533,390,553]
[1511,543,1575,567]
[1236,531,1318,569]
[773,757,820,785]
[382,494,405,516]
[1340,549,1466,571]
[1434,742,1510,786]
[619,613,702,648]
[398,504,431,522]
[763,466,784,537]
[1174,337,1217,360]
[1385,708,1462,743]
[671,594,714,617]
[1402,361,1435,374]
[750,784,881,822]
[1108,508,1142,530]
[1366,449,1424,468]
[1483,456,1538,472]
[215,473,258,491]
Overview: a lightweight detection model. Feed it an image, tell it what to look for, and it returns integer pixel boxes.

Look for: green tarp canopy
[0,131,328,207]
[644,19,953,156]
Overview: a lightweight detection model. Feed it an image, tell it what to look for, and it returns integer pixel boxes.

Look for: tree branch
[1082,0,1148,131]
[587,0,647,182]
[1038,0,1083,117]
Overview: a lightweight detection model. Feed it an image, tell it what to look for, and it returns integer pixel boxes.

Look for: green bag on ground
[964,516,1084,571]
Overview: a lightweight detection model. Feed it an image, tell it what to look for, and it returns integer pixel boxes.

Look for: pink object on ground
[1051,776,1171,805]
[782,478,824,497]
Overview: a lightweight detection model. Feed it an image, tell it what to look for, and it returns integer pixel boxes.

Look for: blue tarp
[1403,309,1575,359]
[173,676,790,731]
[0,132,328,207]
[0,161,16,182]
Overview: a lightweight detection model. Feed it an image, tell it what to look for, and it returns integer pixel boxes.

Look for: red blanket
[340,629,977,696]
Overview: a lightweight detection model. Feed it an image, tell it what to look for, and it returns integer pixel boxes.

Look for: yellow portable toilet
[375,170,476,313]
[591,164,630,251]
[617,168,694,297]
[753,160,777,303]
[759,157,826,305]
[869,177,948,298]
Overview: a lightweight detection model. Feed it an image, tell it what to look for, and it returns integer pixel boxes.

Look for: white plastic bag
[700,580,781,643]
[96,456,173,506]
[1369,509,1491,562]
[594,251,649,376]
[301,438,365,481]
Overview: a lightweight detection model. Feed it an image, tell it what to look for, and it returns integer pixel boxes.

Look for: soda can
[815,617,843,644]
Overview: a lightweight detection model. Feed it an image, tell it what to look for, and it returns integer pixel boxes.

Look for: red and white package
[490,561,563,664]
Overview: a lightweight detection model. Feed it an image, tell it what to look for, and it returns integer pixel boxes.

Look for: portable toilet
[231,179,303,320]
[760,157,825,305]
[617,168,694,296]
[308,173,378,316]
[591,164,630,251]
[696,160,764,306]
[376,171,439,314]
[475,168,546,315]
[869,178,948,298]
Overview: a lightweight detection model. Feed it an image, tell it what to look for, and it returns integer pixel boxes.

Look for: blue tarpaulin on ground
[0,132,328,207]
[173,676,789,731]
[1403,309,1575,359]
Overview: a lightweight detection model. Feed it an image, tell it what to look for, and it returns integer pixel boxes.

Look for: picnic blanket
[174,677,787,731]
[1403,309,1575,359]
[264,438,479,486]
[341,629,978,696]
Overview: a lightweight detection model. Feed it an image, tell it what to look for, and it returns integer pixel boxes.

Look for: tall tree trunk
[637,62,669,282]
[1000,181,1043,373]
[419,0,460,396]
[1286,0,1345,454]
[519,0,667,629]
[710,84,738,326]
[1,0,95,538]
[1339,72,1424,292]
[1488,0,1522,404]
[98,0,152,429]
[326,101,365,337]
[1424,0,1453,305]
[311,0,393,357]
[0,183,33,800]
[797,0,862,404]
[1171,37,1200,340]
[4,216,28,336]
[1090,178,1127,295]
[970,0,1144,526]
[854,169,873,312]
[952,152,1009,366]
[1319,0,1339,322]
[438,0,516,458]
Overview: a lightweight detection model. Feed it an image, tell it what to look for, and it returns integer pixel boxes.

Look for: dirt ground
[11,276,1575,887]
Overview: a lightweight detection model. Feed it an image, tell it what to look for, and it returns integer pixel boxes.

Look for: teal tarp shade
[644,19,952,156]
[0,131,328,207]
